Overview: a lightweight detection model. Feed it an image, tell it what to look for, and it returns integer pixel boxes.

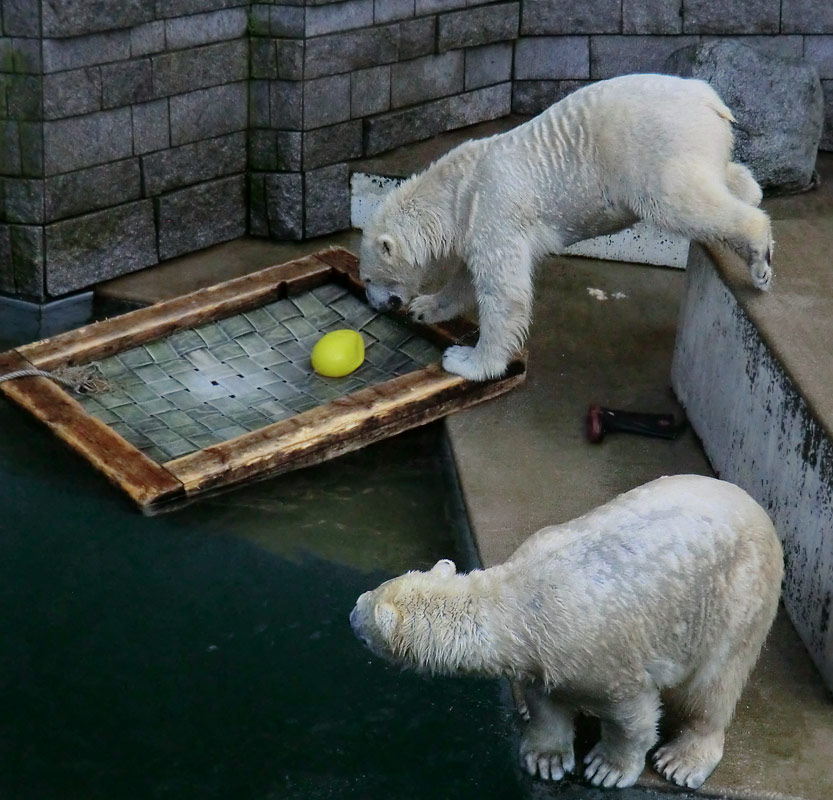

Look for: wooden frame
[0,248,526,514]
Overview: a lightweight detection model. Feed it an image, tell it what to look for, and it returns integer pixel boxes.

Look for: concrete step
[349,116,690,269]
[443,242,833,800]
[672,155,833,692]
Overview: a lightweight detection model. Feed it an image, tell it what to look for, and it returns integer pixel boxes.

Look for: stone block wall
[1,0,249,300]
[247,0,516,242]
[513,0,833,153]
[2,0,833,301]
[1,0,43,297]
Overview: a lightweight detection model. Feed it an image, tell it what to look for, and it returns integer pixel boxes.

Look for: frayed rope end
[0,364,111,394]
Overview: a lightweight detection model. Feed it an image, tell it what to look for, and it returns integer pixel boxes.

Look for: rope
[0,364,111,394]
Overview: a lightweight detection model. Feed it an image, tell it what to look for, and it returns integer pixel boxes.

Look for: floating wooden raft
[0,248,526,514]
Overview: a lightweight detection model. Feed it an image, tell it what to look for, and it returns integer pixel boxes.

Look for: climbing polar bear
[359,74,773,381]
[350,475,783,790]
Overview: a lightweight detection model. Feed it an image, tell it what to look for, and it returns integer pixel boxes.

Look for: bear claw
[521,749,574,781]
[442,345,505,381]
[583,744,643,788]
[410,294,453,324]
[653,730,723,789]
[751,262,773,291]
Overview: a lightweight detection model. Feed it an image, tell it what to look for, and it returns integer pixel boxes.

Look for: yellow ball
[311,329,365,377]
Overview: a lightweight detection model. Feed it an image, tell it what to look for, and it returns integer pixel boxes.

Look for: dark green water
[0,325,679,800]
[0,317,524,799]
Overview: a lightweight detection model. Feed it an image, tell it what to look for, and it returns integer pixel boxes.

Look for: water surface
[0,324,681,800]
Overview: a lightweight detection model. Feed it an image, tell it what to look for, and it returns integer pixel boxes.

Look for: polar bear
[350,475,783,790]
[359,74,772,381]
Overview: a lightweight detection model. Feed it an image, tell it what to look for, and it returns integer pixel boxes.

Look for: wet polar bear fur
[350,475,783,790]
[359,74,773,381]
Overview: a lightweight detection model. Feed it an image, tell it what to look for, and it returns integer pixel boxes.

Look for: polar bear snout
[350,592,403,664]
[349,604,369,646]
[366,283,407,313]
[349,601,378,653]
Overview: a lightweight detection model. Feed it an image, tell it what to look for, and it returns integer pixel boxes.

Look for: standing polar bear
[350,475,783,790]
[359,74,773,381]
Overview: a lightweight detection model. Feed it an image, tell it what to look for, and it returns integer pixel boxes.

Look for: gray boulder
[664,40,823,195]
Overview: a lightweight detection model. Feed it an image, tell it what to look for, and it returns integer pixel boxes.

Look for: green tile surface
[78,286,442,462]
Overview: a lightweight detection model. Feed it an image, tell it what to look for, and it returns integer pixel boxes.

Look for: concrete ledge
[445,248,833,799]
[672,240,833,690]
[350,172,404,229]
[0,292,93,341]
[564,222,688,269]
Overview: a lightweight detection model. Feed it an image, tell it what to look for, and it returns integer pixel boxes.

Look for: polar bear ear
[430,559,456,578]
[376,234,397,263]
[374,602,400,641]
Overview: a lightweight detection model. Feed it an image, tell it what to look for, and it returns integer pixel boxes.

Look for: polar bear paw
[410,293,456,324]
[653,729,723,789]
[750,253,773,291]
[442,345,505,381]
[520,741,575,782]
[750,263,773,292]
[583,742,644,789]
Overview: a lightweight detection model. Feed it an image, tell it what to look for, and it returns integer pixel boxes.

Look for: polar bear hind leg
[726,162,763,207]
[583,688,661,788]
[642,169,773,291]
[653,726,725,790]
[519,684,576,781]
[654,639,763,789]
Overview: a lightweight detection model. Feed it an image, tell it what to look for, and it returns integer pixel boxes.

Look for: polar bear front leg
[583,689,660,788]
[441,247,533,381]
[519,684,576,782]
[410,268,475,324]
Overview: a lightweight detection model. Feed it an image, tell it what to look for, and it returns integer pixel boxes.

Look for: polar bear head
[359,228,418,313]
[350,558,493,675]
[359,176,455,313]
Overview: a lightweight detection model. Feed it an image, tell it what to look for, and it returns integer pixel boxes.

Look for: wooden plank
[18,253,335,371]
[1,246,525,515]
[0,349,31,378]
[424,317,479,347]
[148,369,524,514]
[318,247,370,302]
[314,246,361,279]
[164,360,526,498]
[0,350,184,510]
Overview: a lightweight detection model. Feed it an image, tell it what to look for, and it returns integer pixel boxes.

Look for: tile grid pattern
[77,284,441,463]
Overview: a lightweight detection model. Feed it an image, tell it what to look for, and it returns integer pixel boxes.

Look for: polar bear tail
[708,96,758,137]
[706,97,737,126]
